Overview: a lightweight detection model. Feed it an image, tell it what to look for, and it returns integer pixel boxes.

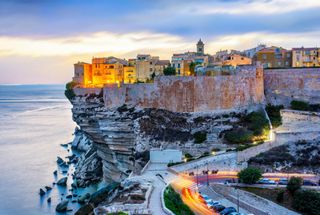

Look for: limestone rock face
[71,93,245,183]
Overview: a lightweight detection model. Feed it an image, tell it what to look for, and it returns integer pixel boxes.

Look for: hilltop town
[61,40,320,215]
[71,40,320,88]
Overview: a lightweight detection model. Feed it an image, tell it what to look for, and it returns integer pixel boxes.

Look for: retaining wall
[103,66,264,112]
[264,68,320,106]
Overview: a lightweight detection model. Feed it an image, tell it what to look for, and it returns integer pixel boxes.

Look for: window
[287,53,291,58]
[277,62,281,66]
[150,68,153,72]
[177,63,180,68]
[262,54,267,60]
[285,61,289,66]
[150,62,152,65]
[109,65,114,69]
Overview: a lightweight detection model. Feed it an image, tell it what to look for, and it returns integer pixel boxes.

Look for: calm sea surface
[0,85,86,215]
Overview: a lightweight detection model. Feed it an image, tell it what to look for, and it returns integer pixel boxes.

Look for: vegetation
[276,190,285,203]
[286,177,303,195]
[237,167,262,184]
[163,66,176,76]
[224,110,270,144]
[193,131,207,144]
[265,104,284,127]
[290,100,320,112]
[189,62,201,75]
[292,190,320,215]
[64,81,77,100]
[164,186,194,215]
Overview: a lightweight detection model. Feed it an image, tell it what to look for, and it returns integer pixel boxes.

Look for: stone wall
[103,66,264,113]
[264,68,320,106]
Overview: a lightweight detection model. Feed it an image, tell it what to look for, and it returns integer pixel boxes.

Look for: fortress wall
[103,66,265,112]
[264,68,320,106]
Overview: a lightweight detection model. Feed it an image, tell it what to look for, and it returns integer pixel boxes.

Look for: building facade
[73,62,92,87]
[222,54,252,67]
[255,46,292,68]
[292,47,320,67]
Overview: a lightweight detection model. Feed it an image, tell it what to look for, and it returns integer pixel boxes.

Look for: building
[243,44,266,58]
[91,57,128,87]
[123,66,136,84]
[73,62,92,87]
[292,47,320,67]
[222,54,252,67]
[197,39,204,55]
[135,54,169,82]
[255,46,292,68]
[171,40,209,76]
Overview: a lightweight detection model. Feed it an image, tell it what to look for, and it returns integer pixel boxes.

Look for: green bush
[290,100,310,111]
[164,186,194,215]
[194,131,207,144]
[244,111,269,136]
[224,128,254,144]
[276,190,285,203]
[65,81,77,100]
[238,167,262,184]
[163,66,176,76]
[292,190,320,215]
[266,104,284,127]
[286,177,302,194]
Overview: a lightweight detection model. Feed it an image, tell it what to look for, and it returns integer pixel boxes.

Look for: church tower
[197,39,204,55]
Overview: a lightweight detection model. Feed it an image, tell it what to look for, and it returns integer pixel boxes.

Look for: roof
[197,39,204,45]
[155,60,170,66]
[292,47,319,51]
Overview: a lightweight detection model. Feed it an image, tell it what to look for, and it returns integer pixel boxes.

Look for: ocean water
[0,85,81,215]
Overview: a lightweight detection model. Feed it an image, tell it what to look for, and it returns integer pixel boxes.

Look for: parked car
[220,207,237,215]
[212,204,225,212]
[278,178,288,185]
[303,180,317,186]
[258,178,276,184]
[207,201,221,208]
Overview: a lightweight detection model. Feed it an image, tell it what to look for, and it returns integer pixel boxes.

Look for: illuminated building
[292,47,320,67]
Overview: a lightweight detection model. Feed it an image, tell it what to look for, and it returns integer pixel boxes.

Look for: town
[72,40,320,88]
[62,40,320,215]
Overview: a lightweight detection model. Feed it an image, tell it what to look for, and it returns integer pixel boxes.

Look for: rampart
[264,68,320,106]
[103,66,264,112]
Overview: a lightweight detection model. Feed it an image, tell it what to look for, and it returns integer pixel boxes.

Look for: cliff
[71,91,251,183]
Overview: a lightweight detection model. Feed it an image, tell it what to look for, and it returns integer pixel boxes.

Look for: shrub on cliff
[65,81,77,100]
[266,104,284,128]
[244,111,269,137]
[290,100,310,111]
[286,177,302,195]
[292,189,320,215]
[238,167,262,184]
[193,131,207,144]
[224,128,254,144]
[163,66,176,76]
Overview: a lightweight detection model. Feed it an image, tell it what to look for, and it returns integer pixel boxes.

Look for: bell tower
[197,39,204,55]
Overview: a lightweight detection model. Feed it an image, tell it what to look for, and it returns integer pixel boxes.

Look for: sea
[0,85,100,215]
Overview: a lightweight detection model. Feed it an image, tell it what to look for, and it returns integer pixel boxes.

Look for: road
[184,171,319,185]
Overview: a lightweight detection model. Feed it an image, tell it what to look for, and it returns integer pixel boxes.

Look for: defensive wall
[264,67,320,106]
[103,66,264,112]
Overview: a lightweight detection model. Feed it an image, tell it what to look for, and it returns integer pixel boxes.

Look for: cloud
[0,31,192,58]
[188,0,320,15]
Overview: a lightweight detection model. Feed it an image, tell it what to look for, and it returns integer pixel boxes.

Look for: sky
[1,0,320,84]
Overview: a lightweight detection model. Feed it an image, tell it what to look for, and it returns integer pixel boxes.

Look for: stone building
[255,46,292,68]
[292,47,320,67]
[73,62,92,87]
[135,54,169,82]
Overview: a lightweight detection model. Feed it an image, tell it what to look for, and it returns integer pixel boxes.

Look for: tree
[292,190,320,215]
[163,66,176,76]
[286,177,302,194]
[237,167,262,184]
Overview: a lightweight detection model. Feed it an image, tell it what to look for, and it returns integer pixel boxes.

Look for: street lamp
[206,162,209,186]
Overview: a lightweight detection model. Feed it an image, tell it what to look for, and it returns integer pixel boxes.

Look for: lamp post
[206,162,209,186]
[196,165,199,189]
